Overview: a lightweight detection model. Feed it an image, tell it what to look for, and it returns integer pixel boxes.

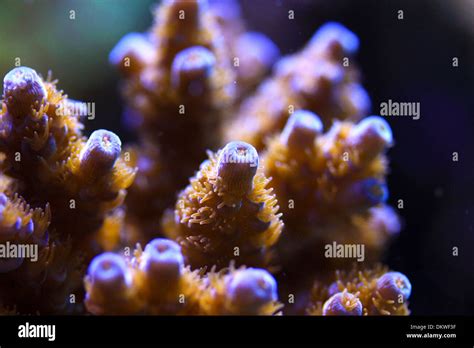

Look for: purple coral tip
[88,252,130,289]
[171,46,216,96]
[348,116,393,157]
[80,129,122,176]
[322,291,363,316]
[140,238,184,281]
[310,22,359,56]
[369,206,401,236]
[109,32,153,70]
[376,271,412,303]
[356,116,393,144]
[235,32,280,69]
[281,110,323,149]
[209,0,241,21]
[217,141,259,195]
[226,268,277,312]
[3,66,46,116]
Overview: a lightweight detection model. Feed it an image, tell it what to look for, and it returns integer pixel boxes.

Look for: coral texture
[225,22,370,150]
[0,66,135,313]
[307,265,411,316]
[84,238,281,315]
[86,0,411,316]
[0,0,412,316]
[162,141,283,270]
[111,0,237,237]
[262,111,399,272]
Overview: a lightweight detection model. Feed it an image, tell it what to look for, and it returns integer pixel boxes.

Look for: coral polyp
[112,0,237,238]
[307,266,411,316]
[162,141,283,270]
[85,238,280,315]
[0,65,135,313]
[322,290,363,316]
[262,110,398,275]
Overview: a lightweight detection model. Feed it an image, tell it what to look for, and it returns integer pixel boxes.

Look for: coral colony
[0,0,411,315]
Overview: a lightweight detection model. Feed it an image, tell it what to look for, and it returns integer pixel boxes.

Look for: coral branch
[307,266,411,315]
[111,0,237,237]
[262,111,398,272]
[162,141,283,270]
[225,22,370,150]
[84,238,280,315]
[0,67,136,250]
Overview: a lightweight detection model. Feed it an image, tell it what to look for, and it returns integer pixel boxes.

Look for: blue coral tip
[310,22,359,54]
[236,32,280,67]
[227,268,278,308]
[80,129,122,174]
[322,291,363,316]
[376,271,412,302]
[3,67,46,110]
[171,46,216,92]
[109,32,151,67]
[356,116,393,146]
[88,252,129,286]
[141,238,184,274]
[217,141,259,194]
[219,141,259,170]
[281,110,323,147]
[209,0,241,20]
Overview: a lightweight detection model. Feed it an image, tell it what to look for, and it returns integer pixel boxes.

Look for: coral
[111,0,237,237]
[112,0,280,239]
[0,67,135,250]
[0,0,413,317]
[162,141,283,270]
[84,238,280,315]
[200,266,282,315]
[225,22,370,150]
[262,110,399,273]
[208,0,280,98]
[307,265,411,315]
[0,66,135,313]
[88,1,410,317]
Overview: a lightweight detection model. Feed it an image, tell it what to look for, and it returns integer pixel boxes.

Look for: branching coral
[208,0,280,98]
[0,0,412,317]
[0,66,135,313]
[262,110,400,273]
[307,265,411,316]
[0,67,135,250]
[84,238,281,315]
[86,2,410,317]
[162,141,283,270]
[225,22,370,150]
[110,0,237,237]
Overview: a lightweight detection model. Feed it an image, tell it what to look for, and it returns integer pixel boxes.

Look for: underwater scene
[0,0,472,331]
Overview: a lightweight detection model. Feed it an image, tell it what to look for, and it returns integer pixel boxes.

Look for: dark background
[0,0,473,315]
